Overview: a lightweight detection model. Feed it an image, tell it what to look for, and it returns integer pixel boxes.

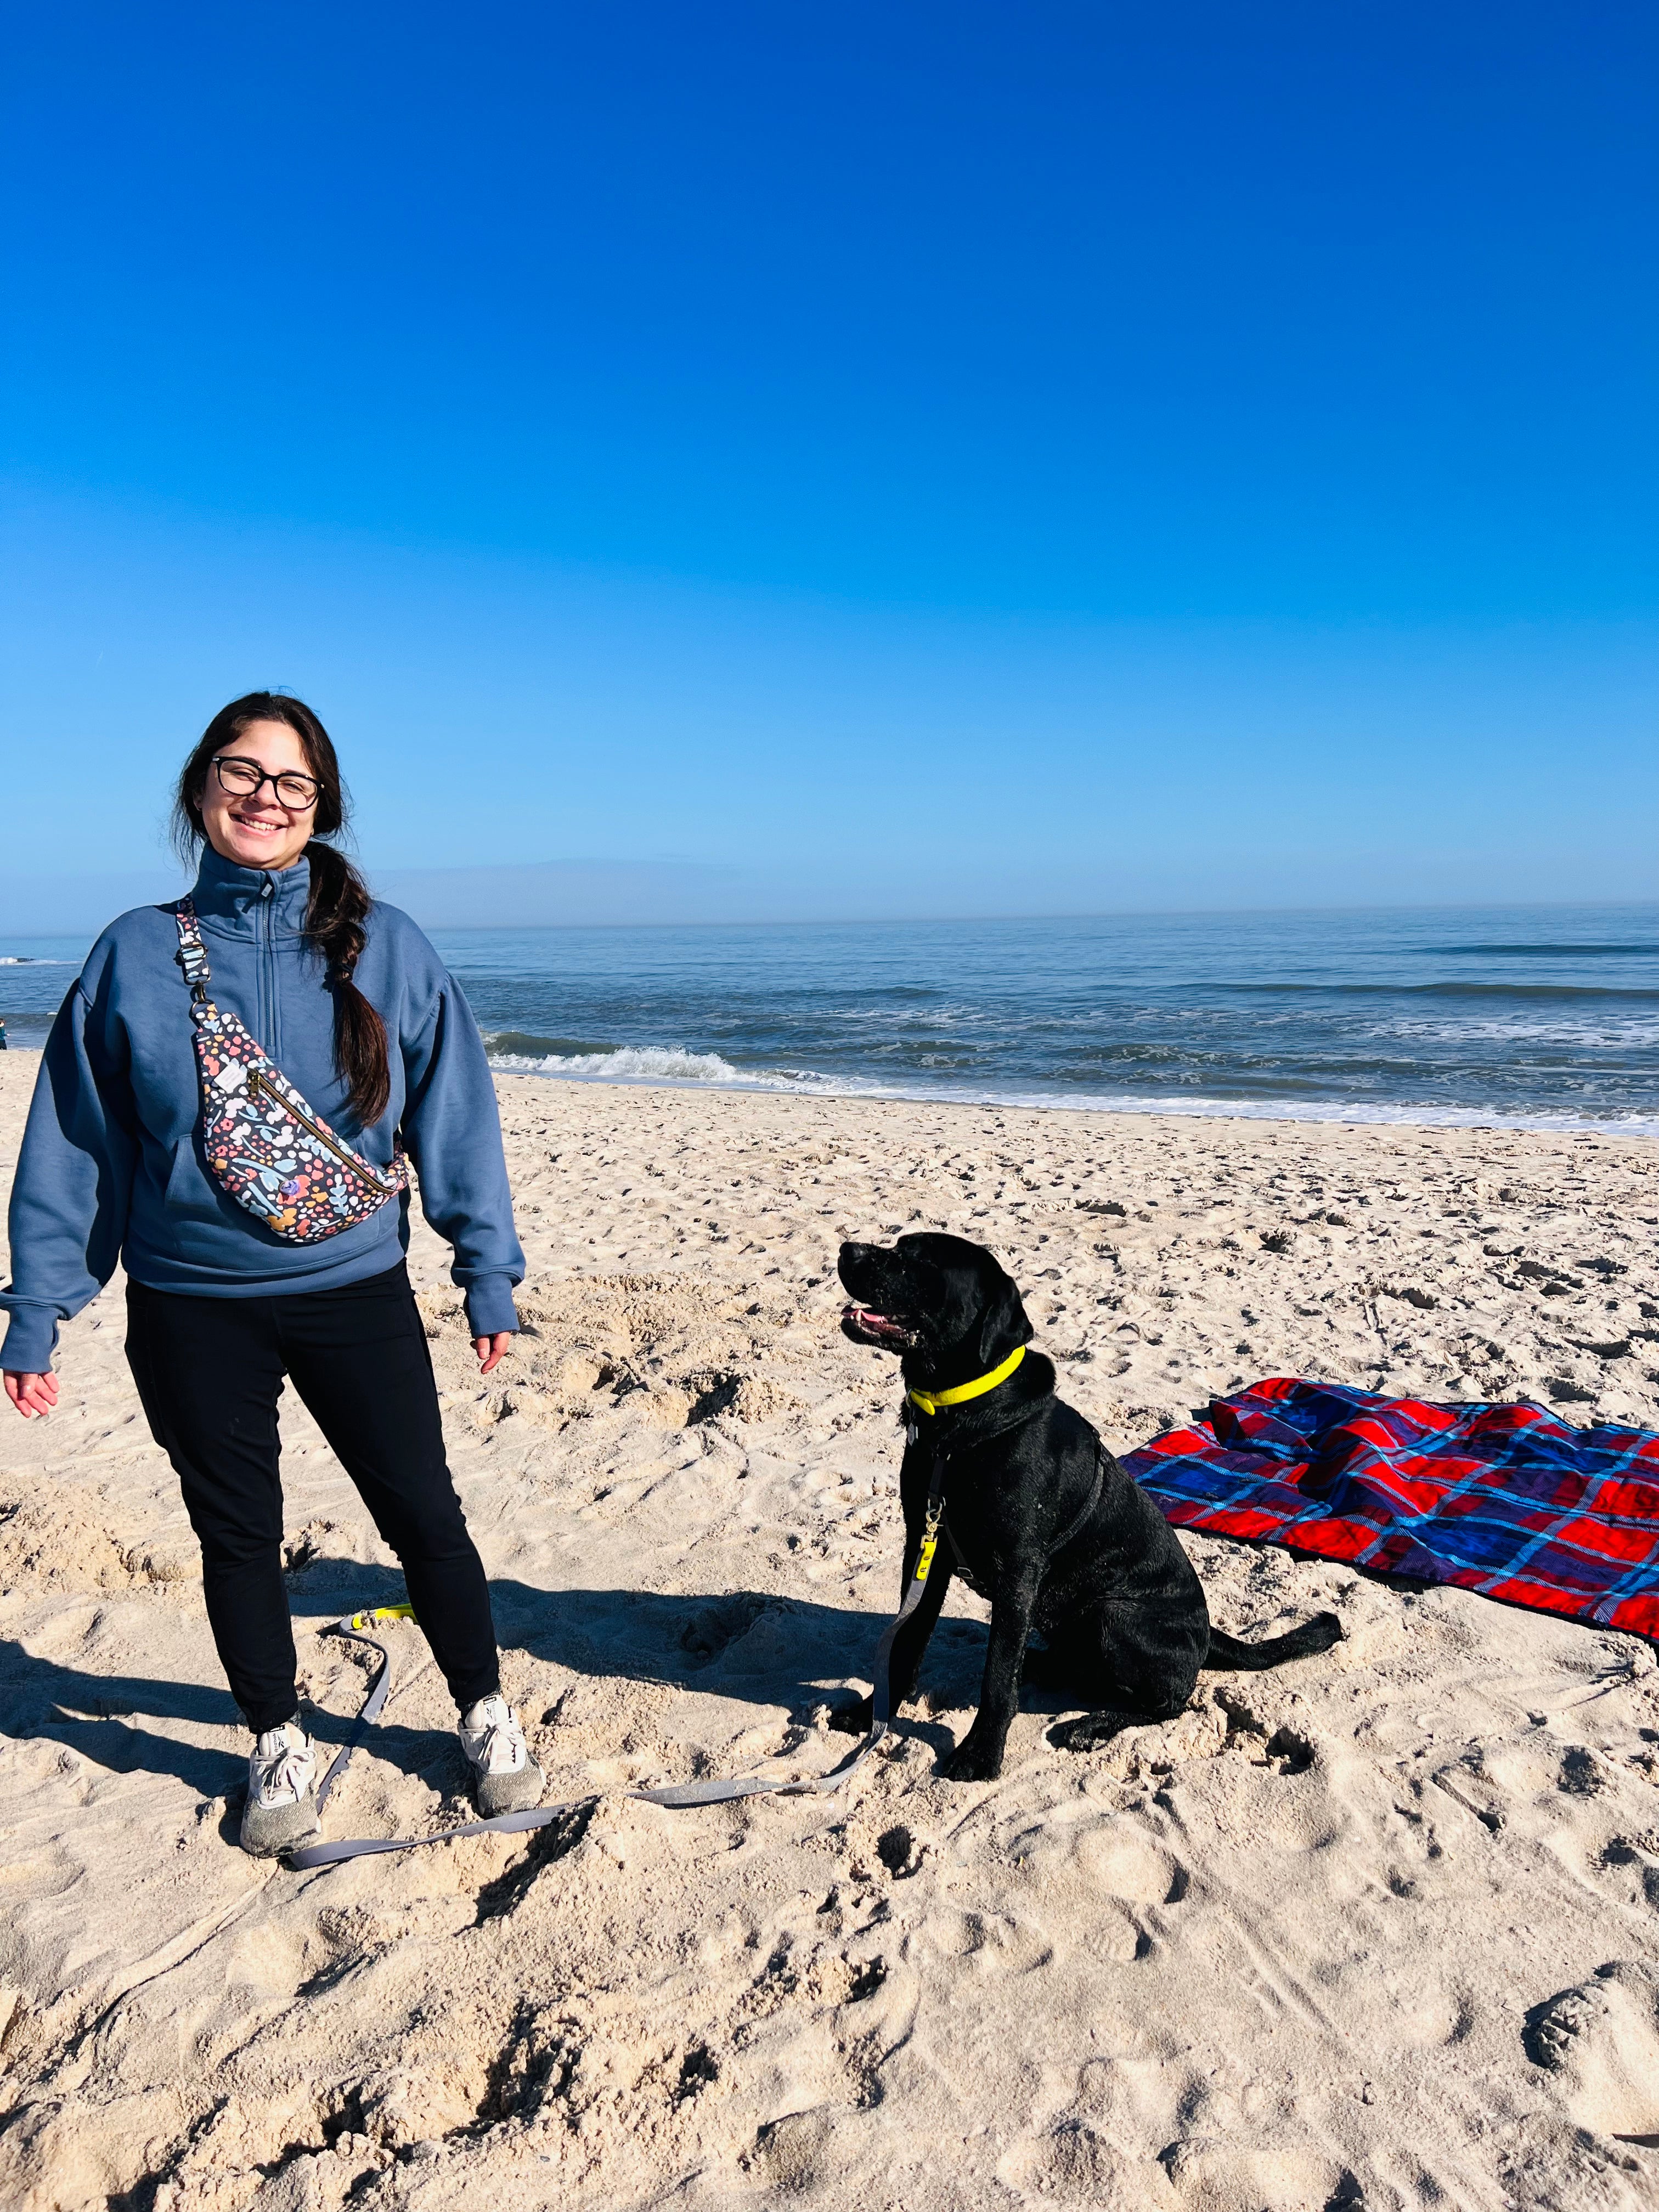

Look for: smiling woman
[195,724,320,870]
[172,698,392,1126]
[0,690,547,1857]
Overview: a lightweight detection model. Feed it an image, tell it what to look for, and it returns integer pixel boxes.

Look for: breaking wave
[488,1041,752,1085]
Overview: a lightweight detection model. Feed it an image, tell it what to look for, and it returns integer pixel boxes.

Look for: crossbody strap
[173,898,212,998]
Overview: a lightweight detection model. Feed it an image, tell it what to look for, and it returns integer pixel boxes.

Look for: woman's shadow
[0,1641,249,1798]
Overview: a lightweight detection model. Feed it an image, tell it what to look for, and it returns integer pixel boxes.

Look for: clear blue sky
[3,3,1655,919]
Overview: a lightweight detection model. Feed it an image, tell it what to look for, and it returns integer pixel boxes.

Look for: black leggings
[125,1262,500,1735]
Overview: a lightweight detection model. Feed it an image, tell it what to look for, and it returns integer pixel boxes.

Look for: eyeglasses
[212,755,320,809]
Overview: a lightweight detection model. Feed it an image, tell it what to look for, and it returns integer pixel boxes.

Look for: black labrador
[837,1232,1341,1780]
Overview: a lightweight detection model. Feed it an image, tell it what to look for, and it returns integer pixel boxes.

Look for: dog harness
[939,1441,1110,1602]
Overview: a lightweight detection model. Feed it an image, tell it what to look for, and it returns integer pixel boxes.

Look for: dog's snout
[838,1240,874,1288]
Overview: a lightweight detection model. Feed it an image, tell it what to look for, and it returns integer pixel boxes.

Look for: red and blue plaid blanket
[1122,1379,1659,1643]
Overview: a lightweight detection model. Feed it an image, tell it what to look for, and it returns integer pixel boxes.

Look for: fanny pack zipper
[247,1067,389,1190]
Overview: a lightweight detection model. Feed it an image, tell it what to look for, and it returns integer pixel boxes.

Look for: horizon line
[3,889,1659,946]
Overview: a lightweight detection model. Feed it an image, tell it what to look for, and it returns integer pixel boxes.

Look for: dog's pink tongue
[843,1301,896,1335]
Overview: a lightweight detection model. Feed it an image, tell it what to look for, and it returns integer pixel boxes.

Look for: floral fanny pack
[174,898,408,1242]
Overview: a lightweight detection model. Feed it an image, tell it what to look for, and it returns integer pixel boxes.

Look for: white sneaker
[460,1696,544,1817]
[241,1720,319,1855]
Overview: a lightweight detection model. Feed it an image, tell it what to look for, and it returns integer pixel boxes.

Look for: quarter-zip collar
[190,844,316,1060]
[191,843,313,940]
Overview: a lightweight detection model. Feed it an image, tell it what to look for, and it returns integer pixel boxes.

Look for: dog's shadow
[479,1570,992,1769]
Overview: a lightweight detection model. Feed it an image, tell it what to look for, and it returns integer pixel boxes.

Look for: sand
[3,1050,1659,2211]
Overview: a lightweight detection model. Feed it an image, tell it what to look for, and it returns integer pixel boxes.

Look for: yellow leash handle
[913,1503,943,1583]
[344,1602,417,1633]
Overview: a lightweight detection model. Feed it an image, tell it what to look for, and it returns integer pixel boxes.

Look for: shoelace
[255,1731,314,1805]
[467,1701,524,1775]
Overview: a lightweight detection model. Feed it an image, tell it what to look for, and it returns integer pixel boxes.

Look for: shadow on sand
[0,1555,994,1801]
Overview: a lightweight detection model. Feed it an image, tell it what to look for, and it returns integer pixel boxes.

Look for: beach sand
[3,1052,1659,2210]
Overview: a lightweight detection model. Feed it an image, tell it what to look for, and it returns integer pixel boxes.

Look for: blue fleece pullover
[0,847,523,1374]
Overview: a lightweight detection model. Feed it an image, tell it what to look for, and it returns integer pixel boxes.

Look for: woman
[1,692,542,1854]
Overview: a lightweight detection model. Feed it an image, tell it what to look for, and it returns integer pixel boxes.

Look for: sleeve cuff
[0,1307,60,1376]
[463,1277,521,1339]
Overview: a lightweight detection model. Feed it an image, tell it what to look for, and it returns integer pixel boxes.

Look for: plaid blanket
[1121,1379,1659,1643]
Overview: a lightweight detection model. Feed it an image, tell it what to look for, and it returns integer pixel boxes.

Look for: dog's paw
[940,1731,1005,1782]
[1048,1711,1138,1754]
[826,1694,874,1738]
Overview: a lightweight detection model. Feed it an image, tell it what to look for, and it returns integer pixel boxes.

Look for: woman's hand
[4,1370,58,1419]
[473,1333,513,1375]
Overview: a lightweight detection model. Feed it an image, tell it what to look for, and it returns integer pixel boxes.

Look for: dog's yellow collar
[907,1343,1026,1417]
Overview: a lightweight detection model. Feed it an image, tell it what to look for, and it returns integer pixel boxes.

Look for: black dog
[837,1232,1341,1781]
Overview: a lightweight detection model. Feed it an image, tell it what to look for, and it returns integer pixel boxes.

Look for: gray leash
[286,1465,949,1862]
[285,1607,594,1871]
[629,1462,950,1808]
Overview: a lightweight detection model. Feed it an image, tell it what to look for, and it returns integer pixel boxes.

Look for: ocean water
[4,904,1658,1135]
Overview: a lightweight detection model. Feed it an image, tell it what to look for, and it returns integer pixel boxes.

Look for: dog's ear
[977,1265,1034,1367]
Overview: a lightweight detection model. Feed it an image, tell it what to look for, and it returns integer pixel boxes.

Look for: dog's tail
[1204,1611,1343,1672]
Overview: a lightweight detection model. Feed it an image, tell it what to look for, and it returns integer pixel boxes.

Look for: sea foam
[488,1043,750,1085]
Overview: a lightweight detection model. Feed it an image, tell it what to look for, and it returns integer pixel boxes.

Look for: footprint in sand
[1073,1824,1185,1906]
[1157,2139,1357,2208]
[746,2105,837,2194]
[677,1591,772,1666]
[924,1908,1053,1977]
[1525,1959,1659,2146]
[1599,1835,1659,1916]
[1002,2119,1132,2202]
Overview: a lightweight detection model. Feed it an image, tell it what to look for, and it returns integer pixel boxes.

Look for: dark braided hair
[173,692,393,1128]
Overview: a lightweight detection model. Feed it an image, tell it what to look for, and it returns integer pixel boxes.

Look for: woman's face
[197,719,319,873]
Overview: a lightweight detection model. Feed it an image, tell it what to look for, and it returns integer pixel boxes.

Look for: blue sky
[3,3,1655,920]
